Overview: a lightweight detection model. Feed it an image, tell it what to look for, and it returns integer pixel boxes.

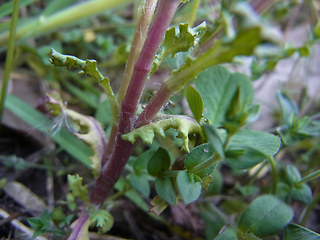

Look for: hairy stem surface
[90,0,179,206]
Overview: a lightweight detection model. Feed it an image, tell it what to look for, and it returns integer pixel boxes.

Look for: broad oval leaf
[176,171,202,204]
[185,143,216,177]
[195,66,254,126]
[284,224,320,240]
[225,147,266,169]
[217,228,238,240]
[147,148,171,177]
[228,130,281,157]
[185,85,203,123]
[290,183,312,204]
[155,177,176,205]
[239,195,293,238]
[128,173,150,198]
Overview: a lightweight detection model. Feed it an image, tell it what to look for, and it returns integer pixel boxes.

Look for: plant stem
[300,193,320,226]
[0,0,131,48]
[90,0,180,206]
[117,0,158,105]
[119,0,180,134]
[0,0,20,123]
[297,169,320,186]
[268,156,278,195]
[103,0,158,165]
[189,0,201,27]
[67,206,90,240]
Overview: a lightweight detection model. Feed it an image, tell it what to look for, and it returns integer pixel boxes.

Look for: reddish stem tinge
[89,0,179,206]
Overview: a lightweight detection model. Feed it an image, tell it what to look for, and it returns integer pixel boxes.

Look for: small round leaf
[177,171,202,204]
[155,177,176,205]
[239,195,293,238]
[148,148,171,177]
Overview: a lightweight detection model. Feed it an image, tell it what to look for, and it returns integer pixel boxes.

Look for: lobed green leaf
[122,117,203,152]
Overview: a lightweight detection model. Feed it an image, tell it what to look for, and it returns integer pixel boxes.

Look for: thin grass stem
[0,0,20,124]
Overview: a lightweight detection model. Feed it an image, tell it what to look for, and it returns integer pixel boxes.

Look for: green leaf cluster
[27,210,66,238]
[276,91,320,145]
[151,22,206,74]
[67,174,89,204]
[277,165,312,204]
[90,209,114,233]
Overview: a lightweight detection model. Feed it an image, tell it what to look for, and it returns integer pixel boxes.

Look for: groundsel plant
[37,0,320,239]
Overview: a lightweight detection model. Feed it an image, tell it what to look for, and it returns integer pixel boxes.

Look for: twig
[0,208,47,240]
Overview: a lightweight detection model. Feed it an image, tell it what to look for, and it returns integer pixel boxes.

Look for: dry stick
[102,0,157,166]
[90,0,180,206]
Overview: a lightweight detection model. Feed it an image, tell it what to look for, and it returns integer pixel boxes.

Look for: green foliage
[277,165,312,204]
[155,177,176,205]
[27,211,51,238]
[184,143,216,178]
[90,209,114,233]
[195,66,255,131]
[28,210,65,238]
[3,0,320,239]
[151,22,206,74]
[283,224,320,240]
[68,174,89,204]
[49,49,119,123]
[176,171,202,204]
[122,117,202,152]
[185,85,203,123]
[166,27,262,93]
[202,124,225,159]
[45,92,106,177]
[147,147,171,177]
[5,94,92,167]
[238,195,293,238]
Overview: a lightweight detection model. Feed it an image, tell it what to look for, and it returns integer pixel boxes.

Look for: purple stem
[67,205,89,240]
[135,84,172,128]
[119,0,180,133]
[90,0,179,206]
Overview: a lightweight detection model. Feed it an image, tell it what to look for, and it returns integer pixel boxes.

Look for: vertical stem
[268,156,278,195]
[0,0,20,123]
[67,205,90,240]
[90,0,179,206]
[103,0,158,166]
[189,0,200,27]
[120,0,180,134]
[117,0,158,104]
[136,84,173,127]
[300,193,320,226]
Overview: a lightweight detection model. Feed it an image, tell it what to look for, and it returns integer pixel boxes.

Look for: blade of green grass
[0,0,20,123]
[0,0,132,47]
[5,94,92,167]
[0,0,36,19]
